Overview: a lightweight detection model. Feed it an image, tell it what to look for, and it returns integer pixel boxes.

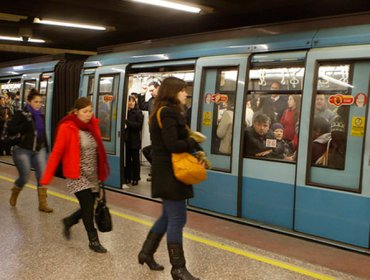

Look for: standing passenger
[7,89,53,212]
[40,97,110,253]
[125,95,144,185]
[138,77,201,280]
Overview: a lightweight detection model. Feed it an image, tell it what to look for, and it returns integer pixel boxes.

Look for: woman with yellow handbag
[138,77,204,280]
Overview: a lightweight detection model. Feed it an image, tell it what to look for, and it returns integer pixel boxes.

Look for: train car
[0,54,87,163]
[80,14,370,253]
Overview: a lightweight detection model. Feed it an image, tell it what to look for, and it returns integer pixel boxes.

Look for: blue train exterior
[2,15,369,253]
[80,17,370,252]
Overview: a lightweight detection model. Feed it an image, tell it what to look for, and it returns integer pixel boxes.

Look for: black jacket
[125,108,144,149]
[150,106,198,200]
[138,95,155,116]
[7,107,47,151]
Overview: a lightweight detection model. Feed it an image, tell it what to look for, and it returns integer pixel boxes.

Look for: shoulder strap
[156,106,166,129]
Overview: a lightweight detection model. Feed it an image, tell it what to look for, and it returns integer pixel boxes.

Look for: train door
[241,52,306,229]
[123,60,195,197]
[39,72,54,150]
[295,45,370,248]
[91,65,127,188]
[189,55,249,216]
[20,73,39,103]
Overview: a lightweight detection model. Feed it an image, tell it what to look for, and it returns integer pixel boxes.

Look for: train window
[198,67,238,172]
[87,76,95,102]
[39,75,50,114]
[243,67,304,162]
[308,63,363,192]
[96,74,120,144]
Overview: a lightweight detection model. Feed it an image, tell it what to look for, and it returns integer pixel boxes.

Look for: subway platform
[0,163,369,280]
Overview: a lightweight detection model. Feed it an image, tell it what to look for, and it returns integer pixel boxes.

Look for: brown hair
[149,77,186,123]
[69,97,92,113]
[27,88,42,102]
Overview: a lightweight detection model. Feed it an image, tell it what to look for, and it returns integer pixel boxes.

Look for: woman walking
[138,77,202,280]
[8,89,53,212]
[40,97,110,253]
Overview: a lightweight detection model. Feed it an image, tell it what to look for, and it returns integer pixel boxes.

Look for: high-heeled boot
[9,186,22,206]
[37,188,53,212]
[87,229,107,253]
[168,243,200,280]
[138,231,165,270]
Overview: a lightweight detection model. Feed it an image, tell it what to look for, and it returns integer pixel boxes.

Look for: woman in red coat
[40,97,109,253]
[280,95,301,150]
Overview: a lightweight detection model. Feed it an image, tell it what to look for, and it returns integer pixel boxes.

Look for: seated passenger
[244,113,274,157]
[269,123,293,160]
[311,117,346,169]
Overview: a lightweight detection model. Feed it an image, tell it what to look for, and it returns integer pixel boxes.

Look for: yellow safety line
[0,174,335,280]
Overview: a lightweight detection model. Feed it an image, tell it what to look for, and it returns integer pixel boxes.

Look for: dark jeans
[125,147,140,181]
[151,199,187,244]
[69,189,96,232]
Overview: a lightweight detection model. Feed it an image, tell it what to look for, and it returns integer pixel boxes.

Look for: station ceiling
[0,0,370,63]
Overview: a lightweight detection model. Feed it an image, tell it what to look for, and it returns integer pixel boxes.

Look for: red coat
[40,118,102,185]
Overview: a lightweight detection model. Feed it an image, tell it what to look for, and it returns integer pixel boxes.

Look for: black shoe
[132,180,138,186]
[146,177,152,182]
[62,218,71,240]
[168,243,200,280]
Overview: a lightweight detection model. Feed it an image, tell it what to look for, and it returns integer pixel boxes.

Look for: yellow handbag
[156,107,207,185]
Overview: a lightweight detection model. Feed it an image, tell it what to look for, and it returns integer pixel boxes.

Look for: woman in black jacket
[125,95,143,185]
[7,89,53,212]
[138,77,201,280]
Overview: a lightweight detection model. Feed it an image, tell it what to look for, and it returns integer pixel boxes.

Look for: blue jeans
[12,146,47,188]
[151,199,187,244]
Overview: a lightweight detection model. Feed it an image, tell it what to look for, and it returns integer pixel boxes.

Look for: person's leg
[75,189,107,253]
[125,145,132,183]
[132,148,140,184]
[32,148,53,212]
[10,147,32,206]
[165,199,199,280]
[138,202,167,270]
[62,208,82,240]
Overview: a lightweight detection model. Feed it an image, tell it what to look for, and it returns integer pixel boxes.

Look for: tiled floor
[0,162,369,280]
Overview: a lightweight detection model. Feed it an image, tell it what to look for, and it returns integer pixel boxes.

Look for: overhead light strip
[130,0,201,13]
[0,35,45,43]
[33,18,106,31]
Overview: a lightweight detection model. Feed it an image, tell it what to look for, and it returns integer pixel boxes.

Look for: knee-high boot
[138,231,165,270]
[168,243,200,280]
[9,186,22,206]
[37,188,53,212]
[87,229,107,253]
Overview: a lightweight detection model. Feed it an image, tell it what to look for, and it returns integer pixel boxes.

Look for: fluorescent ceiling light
[130,0,201,13]
[34,18,106,30]
[0,35,45,43]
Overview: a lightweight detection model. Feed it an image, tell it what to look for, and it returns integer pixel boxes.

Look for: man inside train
[270,81,288,122]
[244,113,275,158]
[314,94,336,122]
[138,81,161,181]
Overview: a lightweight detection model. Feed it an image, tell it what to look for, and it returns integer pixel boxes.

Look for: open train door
[189,55,249,216]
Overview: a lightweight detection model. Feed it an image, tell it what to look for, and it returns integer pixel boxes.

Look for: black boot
[138,231,165,270]
[62,212,80,240]
[168,243,200,280]
[87,229,107,253]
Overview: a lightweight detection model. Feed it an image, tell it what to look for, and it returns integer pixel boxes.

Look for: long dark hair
[149,77,186,123]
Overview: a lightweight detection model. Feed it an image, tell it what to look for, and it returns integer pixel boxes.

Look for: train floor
[0,163,369,280]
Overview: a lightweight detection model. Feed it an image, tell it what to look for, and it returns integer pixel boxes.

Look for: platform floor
[0,163,369,280]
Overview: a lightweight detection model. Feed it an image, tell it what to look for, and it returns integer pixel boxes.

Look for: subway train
[1,14,370,253]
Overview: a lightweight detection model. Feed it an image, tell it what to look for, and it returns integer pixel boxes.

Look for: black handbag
[95,187,112,232]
